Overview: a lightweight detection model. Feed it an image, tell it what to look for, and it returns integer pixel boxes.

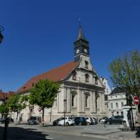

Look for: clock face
[76,49,79,54]
[84,49,87,53]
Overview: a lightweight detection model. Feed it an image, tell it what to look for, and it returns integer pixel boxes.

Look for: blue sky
[0,0,140,92]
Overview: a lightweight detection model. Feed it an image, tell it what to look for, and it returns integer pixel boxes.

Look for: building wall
[108,93,126,117]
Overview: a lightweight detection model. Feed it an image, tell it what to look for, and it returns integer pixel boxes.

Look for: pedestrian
[135,111,140,138]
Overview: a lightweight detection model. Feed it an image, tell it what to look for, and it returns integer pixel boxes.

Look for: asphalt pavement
[0,123,139,140]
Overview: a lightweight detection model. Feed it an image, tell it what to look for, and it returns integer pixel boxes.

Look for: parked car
[0,118,4,123]
[1,117,14,123]
[105,116,123,124]
[74,117,87,125]
[85,117,94,125]
[53,117,63,126]
[28,116,41,125]
[58,117,75,126]
[100,117,108,124]
[92,117,98,124]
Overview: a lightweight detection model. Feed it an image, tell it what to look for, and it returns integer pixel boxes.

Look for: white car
[85,117,94,125]
[100,117,108,124]
[58,117,75,126]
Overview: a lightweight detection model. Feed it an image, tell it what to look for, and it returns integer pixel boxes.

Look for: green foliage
[7,94,28,112]
[29,79,60,108]
[109,51,140,96]
[0,103,9,114]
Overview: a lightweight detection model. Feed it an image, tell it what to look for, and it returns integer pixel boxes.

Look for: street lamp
[63,99,67,126]
[0,25,4,44]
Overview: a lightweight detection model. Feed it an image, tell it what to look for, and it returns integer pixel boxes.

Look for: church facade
[17,25,106,123]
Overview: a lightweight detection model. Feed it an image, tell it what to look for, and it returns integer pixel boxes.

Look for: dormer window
[85,74,89,82]
[72,71,77,81]
[85,61,88,69]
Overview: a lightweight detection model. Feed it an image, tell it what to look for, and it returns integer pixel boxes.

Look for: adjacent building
[17,25,107,122]
[108,88,126,117]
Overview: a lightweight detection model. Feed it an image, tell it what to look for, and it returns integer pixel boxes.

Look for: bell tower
[74,24,90,61]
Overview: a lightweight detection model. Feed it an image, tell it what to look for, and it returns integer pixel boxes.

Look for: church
[17,25,106,122]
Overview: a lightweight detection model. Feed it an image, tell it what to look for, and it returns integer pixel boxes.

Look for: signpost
[134,96,139,105]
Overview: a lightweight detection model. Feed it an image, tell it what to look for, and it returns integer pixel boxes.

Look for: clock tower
[74,25,90,61]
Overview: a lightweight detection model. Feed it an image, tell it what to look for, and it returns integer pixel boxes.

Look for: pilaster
[67,88,71,113]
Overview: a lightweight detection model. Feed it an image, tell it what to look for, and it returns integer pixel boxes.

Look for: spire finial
[78,18,81,27]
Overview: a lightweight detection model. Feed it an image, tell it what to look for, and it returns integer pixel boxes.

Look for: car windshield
[30,117,37,120]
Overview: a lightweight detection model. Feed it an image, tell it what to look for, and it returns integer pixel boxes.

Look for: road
[0,124,111,140]
[0,124,110,140]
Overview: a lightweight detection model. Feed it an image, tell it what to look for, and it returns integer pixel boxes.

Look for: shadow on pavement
[0,125,50,140]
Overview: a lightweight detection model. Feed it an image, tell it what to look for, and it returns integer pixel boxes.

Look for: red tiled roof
[0,90,15,100]
[17,61,79,93]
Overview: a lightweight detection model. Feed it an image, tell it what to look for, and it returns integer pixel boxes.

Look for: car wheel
[79,122,82,126]
[53,122,57,126]
[66,122,69,126]
[87,122,90,125]
[107,121,110,125]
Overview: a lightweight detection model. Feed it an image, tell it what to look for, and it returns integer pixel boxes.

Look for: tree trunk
[16,112,19,125]
[42,107,45,127]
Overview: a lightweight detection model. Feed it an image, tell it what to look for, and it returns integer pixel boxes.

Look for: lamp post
[0,25,4,44]
[2,97,9,140]
[63,99,67,126]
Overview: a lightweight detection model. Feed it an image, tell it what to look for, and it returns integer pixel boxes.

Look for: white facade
[108,88,126,117]
[100,78,111,116]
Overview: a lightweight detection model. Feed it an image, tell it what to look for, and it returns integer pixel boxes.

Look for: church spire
[74,22,90,61]
[77,24,86,40]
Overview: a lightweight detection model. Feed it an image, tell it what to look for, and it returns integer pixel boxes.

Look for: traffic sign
[134,96,139,105]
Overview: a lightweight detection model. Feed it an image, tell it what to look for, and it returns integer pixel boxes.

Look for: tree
[7,94,28,124]
[29,79,60,126]
[109,51,140,105]
[0,103,9,118]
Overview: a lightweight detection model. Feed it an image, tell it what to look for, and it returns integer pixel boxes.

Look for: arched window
[71,91,77,107]
[85,74,89,82]
[72,94,75,107]
[85,61,89,69]
[72,71,77,81]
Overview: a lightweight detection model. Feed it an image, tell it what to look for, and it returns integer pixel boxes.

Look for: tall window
[85,74,89,82]
[121,102,123,107]
[85,93,90,108]
[71,91,77,107]
[85,61,89,69]
[116,103,118,108]
[72,94,75,107]
[72,71,77,81]
[111,103,113,108]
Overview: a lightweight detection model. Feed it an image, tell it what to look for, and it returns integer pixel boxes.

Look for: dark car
[1,117,14,123]
[28,116,41,125]
[74,117,87,125]
[105,116,123,124]
[53,117,63,126]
